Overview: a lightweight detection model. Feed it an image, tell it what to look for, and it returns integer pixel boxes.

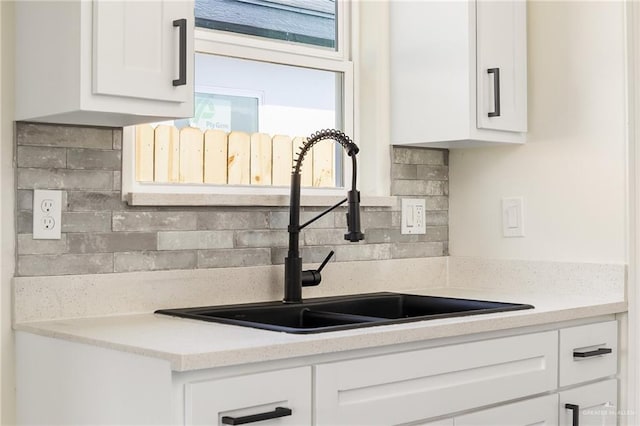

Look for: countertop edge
[14,299,628,372]
[176,300,628,371]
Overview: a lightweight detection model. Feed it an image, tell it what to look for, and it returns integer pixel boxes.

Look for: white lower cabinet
[185,368,312,426]
[559,380,618,426]
[16,319,620,426]
[559,321,618,387]
[315,331,558,425]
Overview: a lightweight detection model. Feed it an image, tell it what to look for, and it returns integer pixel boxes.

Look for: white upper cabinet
[390,0,527,148]
[16,0,194,127]
[93,1,191,104]
[476,0,527,133]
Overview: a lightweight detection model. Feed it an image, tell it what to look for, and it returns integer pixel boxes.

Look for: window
[193,54,341,134]
[187,90,260,134]
[195,0,338,49]
[124,0,354,200]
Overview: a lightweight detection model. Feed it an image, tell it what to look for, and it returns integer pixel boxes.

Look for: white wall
[1,1,16,423]
[449,1,627,263]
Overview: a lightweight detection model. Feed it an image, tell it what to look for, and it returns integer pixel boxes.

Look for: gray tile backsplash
[15,123,449,276]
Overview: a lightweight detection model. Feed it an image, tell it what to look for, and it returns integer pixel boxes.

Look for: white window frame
[123,1,353,198]
[122,1,392,206]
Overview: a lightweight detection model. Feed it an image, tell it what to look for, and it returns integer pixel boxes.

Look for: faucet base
[283,256,303,303]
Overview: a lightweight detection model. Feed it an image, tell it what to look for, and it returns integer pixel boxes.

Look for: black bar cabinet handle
[487,67,501,117]
[221,407,292,425]
[565,403,580,426]
[173,18,187,87]
[573,347,613,358]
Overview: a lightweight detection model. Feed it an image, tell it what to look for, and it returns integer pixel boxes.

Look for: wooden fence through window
[134,124,336,187]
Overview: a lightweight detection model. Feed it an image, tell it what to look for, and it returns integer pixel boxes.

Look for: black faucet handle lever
[317,250,335,272]
[302,250,335,287]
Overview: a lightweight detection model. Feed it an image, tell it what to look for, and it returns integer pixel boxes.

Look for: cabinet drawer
[559,321,617,387]
[559,379,617,426]
[315,331,558,425]
[185,367,311,426]
[415,420,453,426]
[456,394,558,426]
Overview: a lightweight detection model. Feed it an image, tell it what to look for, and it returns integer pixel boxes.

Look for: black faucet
[283,129,365,304]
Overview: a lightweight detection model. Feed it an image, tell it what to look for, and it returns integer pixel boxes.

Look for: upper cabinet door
[476,0,527,132]
[16,0,194,126]
[93,0,192,103]
[389,0,527,147]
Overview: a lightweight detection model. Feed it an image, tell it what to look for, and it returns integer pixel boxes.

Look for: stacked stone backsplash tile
[15,123,448,276]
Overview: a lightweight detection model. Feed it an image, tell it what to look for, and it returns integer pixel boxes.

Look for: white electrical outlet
[33,190,62,239]
[401,198,426,235]
[41,198,54,213]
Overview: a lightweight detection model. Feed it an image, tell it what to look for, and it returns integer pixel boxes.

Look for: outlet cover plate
[502,197,525,237]
[401,198,426,235]
[33,190,62,239]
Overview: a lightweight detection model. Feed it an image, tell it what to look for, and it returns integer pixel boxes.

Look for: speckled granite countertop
[14,285,626,371]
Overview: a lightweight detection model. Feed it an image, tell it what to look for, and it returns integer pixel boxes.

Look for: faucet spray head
[344,150,364,242]
[345,189,364,242]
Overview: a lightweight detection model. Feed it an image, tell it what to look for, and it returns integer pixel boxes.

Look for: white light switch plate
[401,198,426,234]
[33,190,62,240]
[502,197,524,237]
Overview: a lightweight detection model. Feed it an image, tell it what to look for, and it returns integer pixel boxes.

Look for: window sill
[126,192,397,208]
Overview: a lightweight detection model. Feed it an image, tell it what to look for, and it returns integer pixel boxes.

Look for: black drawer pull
[565,403,580,426]
[573,347,613,358]
[173,18,187,86]
[221,407,292,425]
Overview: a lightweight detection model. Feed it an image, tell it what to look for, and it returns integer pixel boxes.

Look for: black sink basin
[156,292,534,334]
